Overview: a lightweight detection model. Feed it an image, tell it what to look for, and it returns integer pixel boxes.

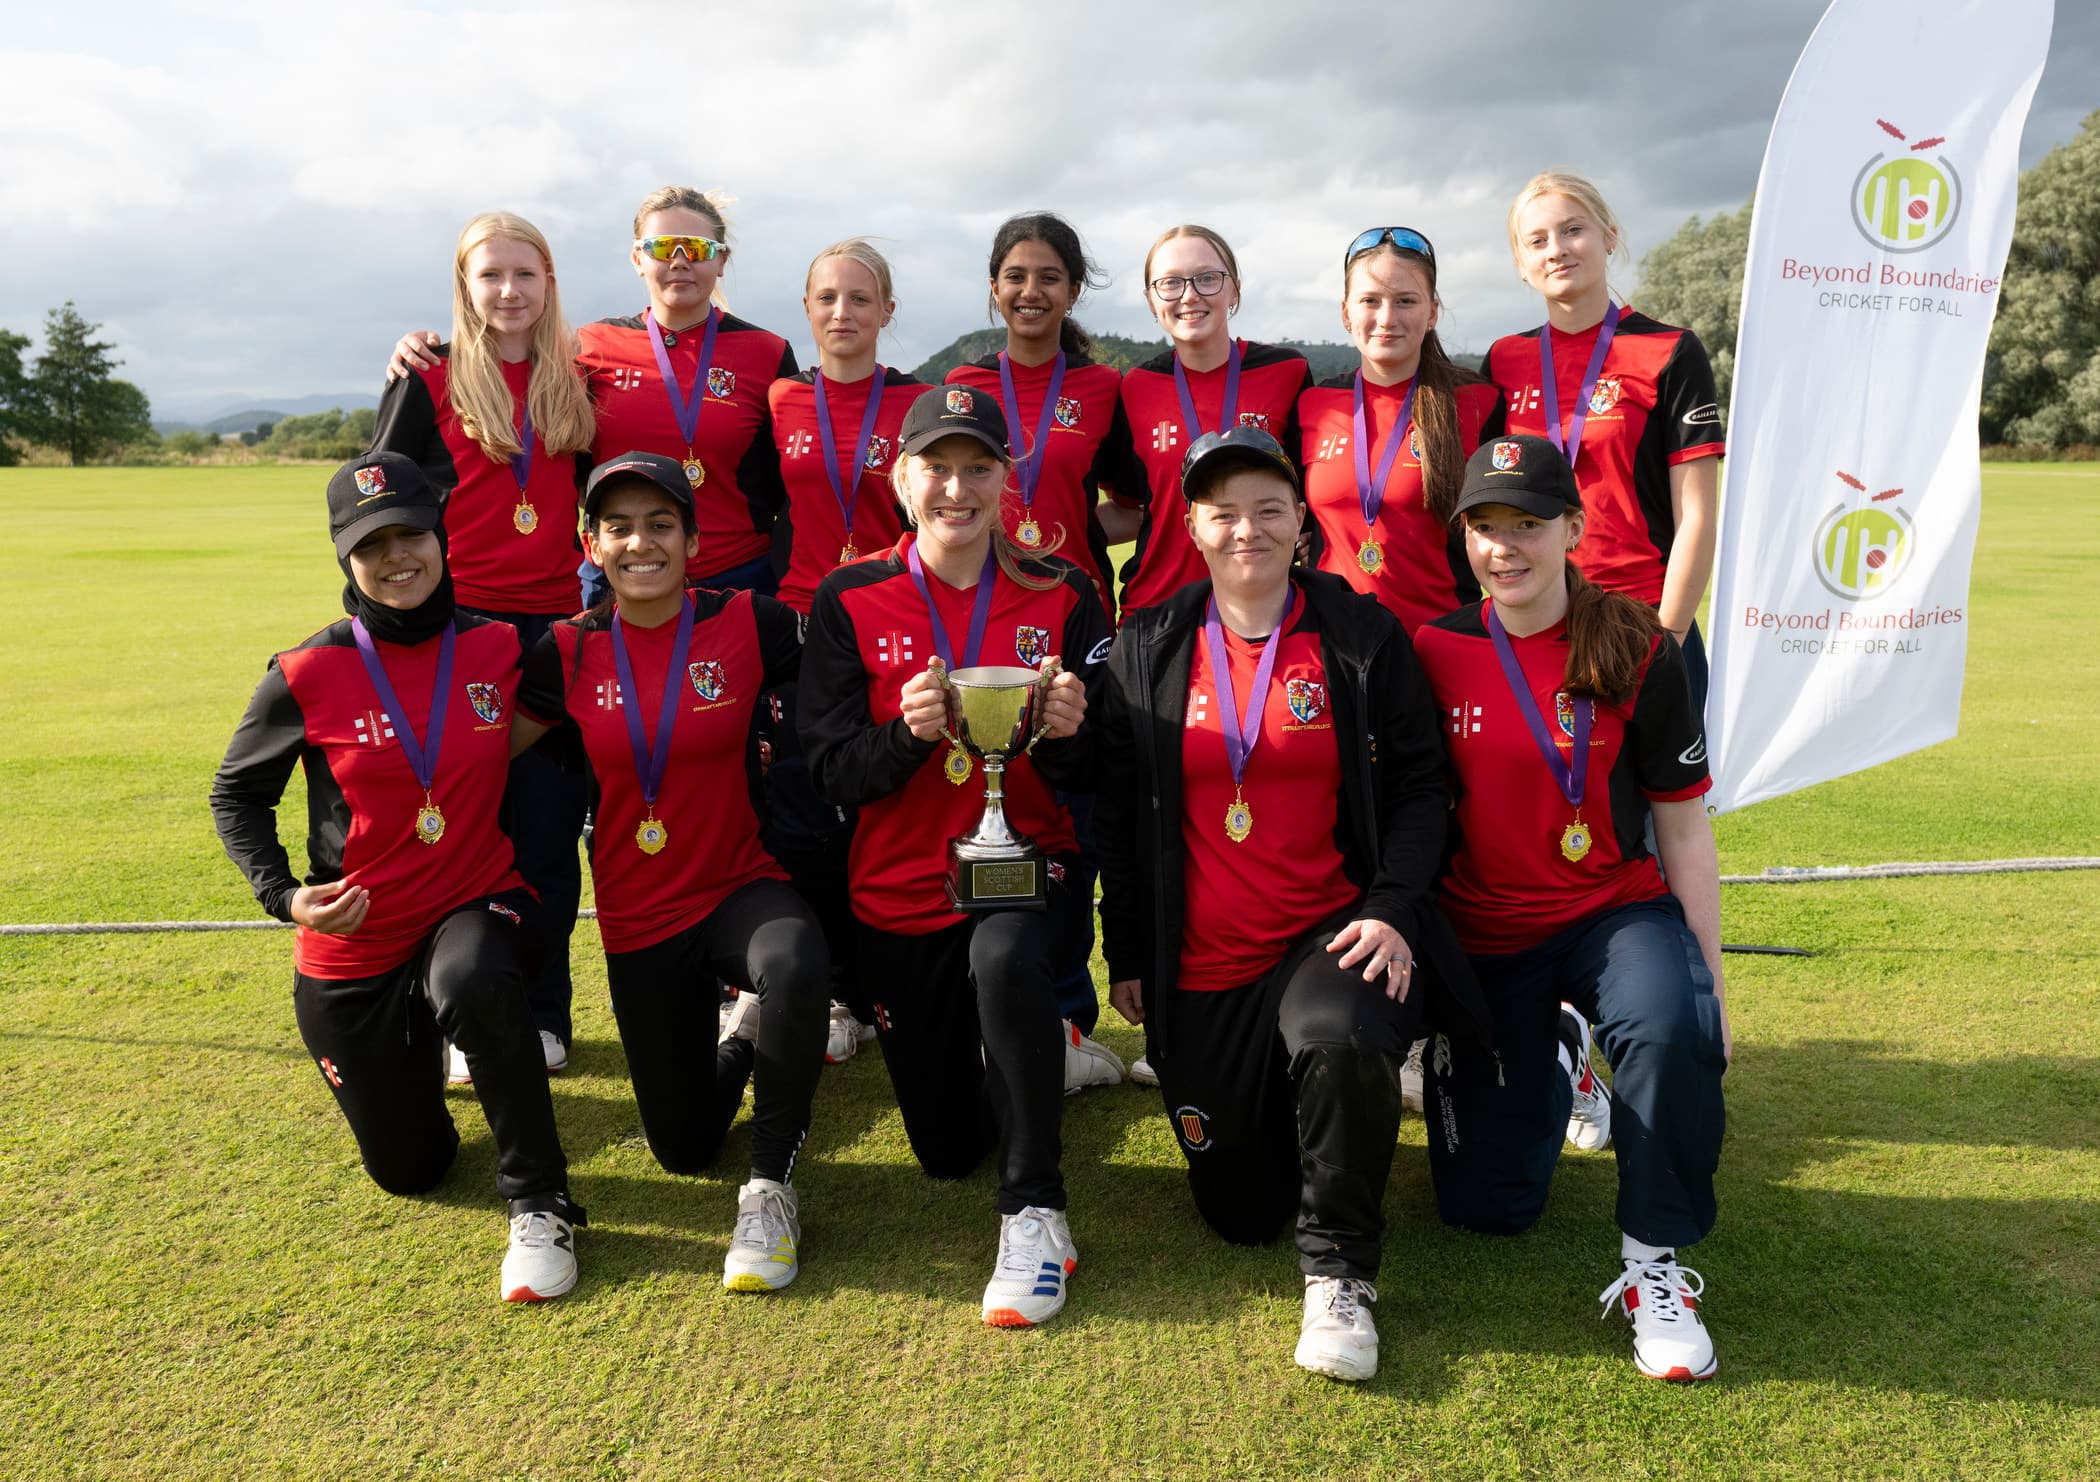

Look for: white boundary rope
[4,859,2096,937]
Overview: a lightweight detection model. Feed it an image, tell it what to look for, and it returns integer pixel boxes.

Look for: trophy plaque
[935,658,1060,911]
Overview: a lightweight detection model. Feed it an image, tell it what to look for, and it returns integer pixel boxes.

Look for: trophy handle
[1020,656,1062,754]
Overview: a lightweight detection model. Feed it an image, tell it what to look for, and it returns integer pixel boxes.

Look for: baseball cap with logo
[328,451,444,557]
[584,450,698,521]
[1452,433,1582,521]
[1179,426,1301,503]
[899,384,1011,459]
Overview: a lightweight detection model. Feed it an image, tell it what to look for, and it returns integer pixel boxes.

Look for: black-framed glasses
[1344,227,1436,267]
[1149,270,1231,301]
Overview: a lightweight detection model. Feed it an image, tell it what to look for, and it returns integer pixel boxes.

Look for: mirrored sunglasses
[635,235,727,263]
[1344,227,1436,267]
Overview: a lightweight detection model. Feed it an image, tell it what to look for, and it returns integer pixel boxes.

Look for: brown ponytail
[1563,567,1662,704]
[1411,328,1485,523]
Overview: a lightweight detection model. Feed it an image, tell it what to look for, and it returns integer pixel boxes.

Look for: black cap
[328,451,444,557]
[584,451,696,520]
[1179,426,1301,503]
[899,385,1009,458]
[1453,434,1582,521]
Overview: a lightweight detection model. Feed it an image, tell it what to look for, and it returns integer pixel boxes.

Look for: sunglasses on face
[635,235,727,264]
[1344,227,1436,267]
[1149,270,1231,301]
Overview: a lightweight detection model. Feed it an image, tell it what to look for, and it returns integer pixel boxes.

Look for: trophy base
[945,839,1048,912]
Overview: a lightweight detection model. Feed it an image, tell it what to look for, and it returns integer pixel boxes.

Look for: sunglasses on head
[635,235,727,263]
[1344,227,1436,267]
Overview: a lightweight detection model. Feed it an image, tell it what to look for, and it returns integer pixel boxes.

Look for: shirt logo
[595,679,623,709]
[1053,396,1081,429]
[1151,421,1179,454]
[1317,433,1350,461]
[318,1056,344,1087]
[1683,403,1723,427]
[353,709,395,748]
[1409,425,1423,460]
[1236,411,1271,432]
[1509,385,1542,415]
[1679,736,1708,766]
[1014,625,1051,667]
[1286,678,1327,725]
[1448,702,1482,739]
[1186,691,1209,725]
[1084,636,1113,666]
[876,631,915,667]
[1588,378,1622,415]
[707,367,736,399]
[786,429,813,458]
[1555,690,1576,738]
[610,367,643,392]
[864,434,891,470]
[486,901,522,925]
[689,660,726,702]
[466,682,504,725]
[1175,1105,1213,1153]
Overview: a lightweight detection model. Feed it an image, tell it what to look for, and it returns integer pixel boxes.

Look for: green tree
[1632,201,1753,410]
[0,328,31,466]
[1983,109,2100,447]
[27,302,154,464]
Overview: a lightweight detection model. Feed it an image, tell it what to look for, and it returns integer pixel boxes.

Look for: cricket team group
[209,171,1732,1385]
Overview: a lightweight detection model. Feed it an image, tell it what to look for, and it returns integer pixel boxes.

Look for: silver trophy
[932,657,1061,911]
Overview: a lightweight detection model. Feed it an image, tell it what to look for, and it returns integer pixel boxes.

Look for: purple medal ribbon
[813,367,886,548]
[507,394,534,491]
[1485,605,1591,807]
[643,306,723,455]
[905,544,996,670]
[1538,302,1620,469]
[1173,338,1244,444]
[351,619,453,792]
[1203,594,1284,791]
[610,594,695,810]
[1350,371,1418,531]
[997,350,1066,514]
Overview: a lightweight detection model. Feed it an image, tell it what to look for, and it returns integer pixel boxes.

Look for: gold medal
[1016,517,1042,549]
[838,542,858,564]
[415,801,446,845]
[1223,789,1253,843]
[514,501,537,535]
[682,456,705,488]
[1357,538,1383,575]
[1560,818,1592,863]
[943,744,973,785]
[636,815,668,855]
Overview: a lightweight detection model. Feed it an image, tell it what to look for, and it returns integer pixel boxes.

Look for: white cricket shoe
[1063,1020,1124,1094]
[723,1178,800,1292]
[825,1002,864,1065]
[540,1030,568,1073]
[1295,1275,1380,1382]
[446,1043,472,1086]
[981,1207,1077,1327]
[1599,1253,1717,1381]
[1400,1038,1425,1113]
[500,1204,581,1303]
[1128,1054,1160,1088]
[1563,1008,1613,1151]
[720,990,761,1045]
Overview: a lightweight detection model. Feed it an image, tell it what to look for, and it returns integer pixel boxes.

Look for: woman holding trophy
[799,386,1110,1329]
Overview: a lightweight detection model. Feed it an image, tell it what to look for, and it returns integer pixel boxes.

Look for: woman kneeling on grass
[1094,427,1491,1384]
[210,452,585,1303]
[1410,433,1730,1381]
[507,451,830,1293]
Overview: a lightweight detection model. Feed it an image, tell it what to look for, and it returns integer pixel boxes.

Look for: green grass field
[2,466,2096,1480]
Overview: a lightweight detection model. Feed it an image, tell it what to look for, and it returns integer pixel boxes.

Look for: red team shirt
[1481,310,1725,605]
[1114,342,1312,613]
[804,538,1110,935]
[517,589,796,954]
[1176,589,1357,991]
[1412,603,1711,955]
[768,368,921,614]
[369,353,584,614]
[945,355,1131,618]
[579,312,797,579]
[1298,376,1502,635]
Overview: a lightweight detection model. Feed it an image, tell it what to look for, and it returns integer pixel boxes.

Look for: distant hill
[154,392,379,437]
[907,333,1464,385]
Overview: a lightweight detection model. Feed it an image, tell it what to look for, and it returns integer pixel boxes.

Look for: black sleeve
[752,593,805,690]
[734,343,799,525]
[208,660,309,922]
[1088,392,1143,506]
[1092,627,1149,986]
[1659,331,1725,455]
[1629,635,1710,795]
[799,579,937,806]
[1476,392,1507,441]
[1361,619,1452,936]
[518,626,573,726]
[1276,360,1314,471]
[1027,570,1113,792]
[368,366,459,492]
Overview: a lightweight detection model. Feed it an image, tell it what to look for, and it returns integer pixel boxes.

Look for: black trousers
[463,606,588,1045]
[757,680,866,1020]
[1150,906,1422,1280]
[604,877,830,1184]
[291,888,568,1204]
[855,866,1073,1214]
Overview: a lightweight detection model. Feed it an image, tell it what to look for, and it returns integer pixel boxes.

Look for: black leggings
[604,877,830,1183]
[291,889,567,1205]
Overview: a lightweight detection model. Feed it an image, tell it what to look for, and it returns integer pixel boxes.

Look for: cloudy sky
[3,1,2092,420]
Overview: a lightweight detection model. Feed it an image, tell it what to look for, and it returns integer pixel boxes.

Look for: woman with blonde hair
[371,209,597,1070]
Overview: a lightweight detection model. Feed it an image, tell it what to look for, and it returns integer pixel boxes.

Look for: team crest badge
[707,367,736,399]
[1409,425,1423,459]
[1555,690,1575,737]
[353,465,386,497]
[689,660,726,702]
[945,387,973,415]
[1236,411,1271,432]
[1014,625,1051,667]
[863,434,891,470]
[466,683,504,724]
[1053,396,1081,429]
[1286,678,1327,724]
[1175,1105,1213,1152]
[1492,440,1522,471]
[1588,378,1622,415]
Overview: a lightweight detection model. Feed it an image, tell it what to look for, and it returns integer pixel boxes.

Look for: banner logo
[1851,119,1961,253]
[1812,470,1913,600]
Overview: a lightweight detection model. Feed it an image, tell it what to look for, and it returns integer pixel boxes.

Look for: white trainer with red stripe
[1599,1252,1717,1381]
[1062,1020,1124,1094]
[1563,1008,1613,1151]
[500,1203,581,1303]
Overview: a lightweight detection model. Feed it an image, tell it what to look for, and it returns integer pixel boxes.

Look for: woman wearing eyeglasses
[1297,227,1504,637]
[1108,226,1313,616]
